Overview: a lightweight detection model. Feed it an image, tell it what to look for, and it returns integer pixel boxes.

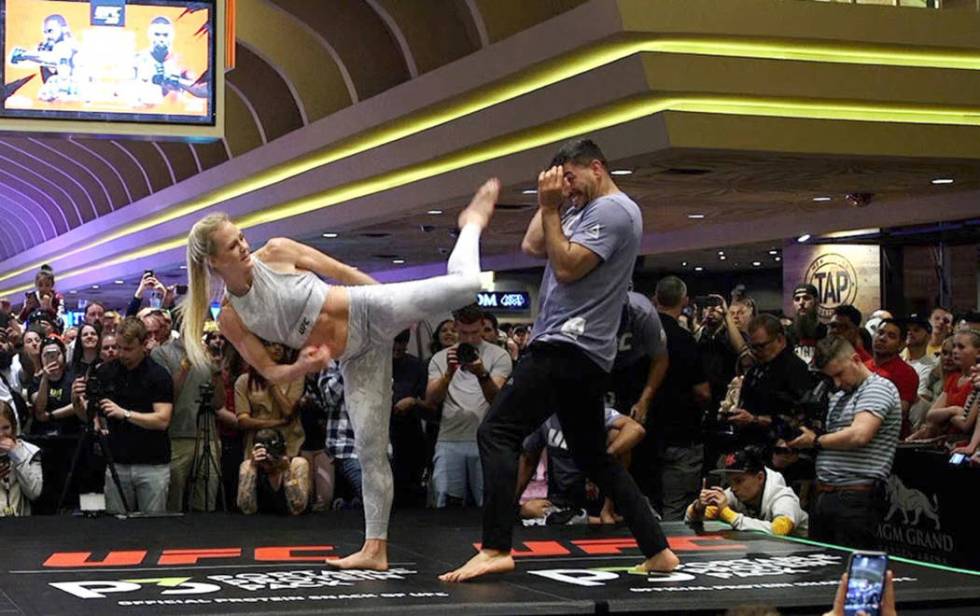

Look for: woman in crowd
[0,401,43,516]
[908,330,980,440]
[430,319,458,357]
[68,323,101,376]
[181,178,496,570]
[909,336,956,431]
[234,342,305,460]
[13,328,43,393]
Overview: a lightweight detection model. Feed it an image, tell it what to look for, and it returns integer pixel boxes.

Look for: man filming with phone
[72,317,174,514]
[425,304,512,507]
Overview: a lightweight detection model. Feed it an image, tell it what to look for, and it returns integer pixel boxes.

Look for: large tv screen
[1,0,219,133]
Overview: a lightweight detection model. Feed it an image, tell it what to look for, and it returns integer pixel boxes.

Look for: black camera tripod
[183,381,226,512]
[58,391,131,515]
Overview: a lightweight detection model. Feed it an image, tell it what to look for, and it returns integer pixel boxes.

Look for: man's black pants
[810,485,884,550]
[477,342,669,557]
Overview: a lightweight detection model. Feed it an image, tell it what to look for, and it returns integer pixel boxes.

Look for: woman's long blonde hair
[180,212,230,369]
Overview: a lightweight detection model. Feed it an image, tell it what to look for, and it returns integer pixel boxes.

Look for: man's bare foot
[439,549,514,583]
[458,178,499,230]
[326,539,388,571]
[635,548,680,573]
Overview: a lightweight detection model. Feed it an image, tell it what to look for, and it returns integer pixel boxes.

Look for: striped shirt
[816,373,900,486]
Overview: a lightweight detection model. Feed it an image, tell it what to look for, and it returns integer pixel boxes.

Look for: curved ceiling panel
[26,137,125,213]
[191,141,231,172]
[224,83,266,157]
[271,0,410,101]
[112,141,171,194]
[474,0,587,43]
[227,43,304,142]
[370,0,479,75]
[73,138,152,204]
[236,0,353,123]
[156,142,201,184]
[0,172,60,239]
[0,139,100,221]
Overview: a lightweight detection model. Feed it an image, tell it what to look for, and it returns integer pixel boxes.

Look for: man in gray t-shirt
[611,291,669,422]
[442,139,675,584]
[425,305,511,507]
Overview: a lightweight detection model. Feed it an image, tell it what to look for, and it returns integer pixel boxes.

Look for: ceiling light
[91,284,100,289]
[931,178,954,185]
[812,196,832,202]
[822,228,880,239]
[769,250,778,255]
[114,280,124,285]
[797,234,811,243]
[69,289,77,294]
[717,250,725,255]
[392,259,405,264]
[322,232,339,238]
[522,189,537,195]
[694,266,704,272]
[688,214,705,219]
[179,265,187,270]
[682,261,688,267]
[610,169,633,176]
[752,261,762,267]
[427,210,443,215]
[775,256,782,262]
[719,255,727,261]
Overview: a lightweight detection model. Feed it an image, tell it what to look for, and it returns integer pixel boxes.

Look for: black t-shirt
[257,471,290,515]
[738,346,814,445]
[696,324,741,409]
[28,369,80,436]
[650,313,707,445]
[97,357,174,465]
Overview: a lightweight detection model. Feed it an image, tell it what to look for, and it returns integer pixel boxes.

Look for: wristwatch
[124,410,133,422]
[813,434,823,451]
[476,372,492,382]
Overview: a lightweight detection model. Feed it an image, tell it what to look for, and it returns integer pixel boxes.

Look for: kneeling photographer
[237,428,310,515]
[72,318,174,514]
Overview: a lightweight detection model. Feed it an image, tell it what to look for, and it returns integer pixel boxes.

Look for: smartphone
[175,284,188,295]
[949,453,968,465]
[844,551,888,616]
[143,270,154,279]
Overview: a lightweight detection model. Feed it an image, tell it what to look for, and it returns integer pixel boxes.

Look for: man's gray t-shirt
[429,340,512,442]
[151,339,218,439]
[531,193,643,372]
[613,291,668,371]
[815,373,901,486]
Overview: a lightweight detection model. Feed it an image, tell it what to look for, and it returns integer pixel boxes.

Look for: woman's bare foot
[326,539,388,571]
[458,178,499,230]
[439,549,514,583]
[635,548,680,573]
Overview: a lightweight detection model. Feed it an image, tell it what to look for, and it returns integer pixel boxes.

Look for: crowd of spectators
[2,260,979,562]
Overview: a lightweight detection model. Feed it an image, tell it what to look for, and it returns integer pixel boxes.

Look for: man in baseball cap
[789,283,826,365]
[685,446,808,536]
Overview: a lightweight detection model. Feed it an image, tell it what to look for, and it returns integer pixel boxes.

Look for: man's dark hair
[150,16,172,27]
[514,325,529,335]
[813,336,855,370]
[452,304,484,325]
[394,329,411,345]
[654,276,687,309]
[747,313,783,339]
[84,301,105,318]
[549,138,607,169]
[483,312,499,329]
[833,304,863,328]
[878,318,906,340]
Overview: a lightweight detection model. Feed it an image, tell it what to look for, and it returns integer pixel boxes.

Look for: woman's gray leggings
[338,224,482,540]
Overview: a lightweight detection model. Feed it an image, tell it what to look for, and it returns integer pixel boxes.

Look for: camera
[769,375,832,442]
[253,429,286,461]
[85,374,114,401]
[456,342,480,364]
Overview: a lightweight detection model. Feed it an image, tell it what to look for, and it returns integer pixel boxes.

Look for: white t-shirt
[429,341,512,442]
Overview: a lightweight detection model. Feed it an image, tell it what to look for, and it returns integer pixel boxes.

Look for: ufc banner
[876,448,980,570]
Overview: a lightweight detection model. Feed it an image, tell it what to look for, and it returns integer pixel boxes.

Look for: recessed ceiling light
[812,196,832,202]
[91,284,100,289]
[694,266,704,272]
[719,255,727,261]
[717,250,725,255]
[179,265,187,270]
[688,214,705,219]
[610,169,633,176]
[931,178,954,185]
[114,280,124,285]
[427,210,443,215]
[322,232,339,238]
[752,261,762,267]
[69,290,77,294]
[797,234,811,243]
[522,189,537,195]
[769,250,778,255]
[682,261,688,267]
[775,256,782,262]
[392,259,405,264]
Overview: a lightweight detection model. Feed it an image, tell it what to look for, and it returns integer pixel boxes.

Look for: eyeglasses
[749,338,776,351]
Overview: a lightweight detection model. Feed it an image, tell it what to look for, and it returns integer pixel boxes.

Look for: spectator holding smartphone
[17,265,64,325]
[0,400,43,516]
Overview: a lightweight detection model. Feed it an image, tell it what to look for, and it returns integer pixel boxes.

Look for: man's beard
[794,309,821,340]
[0,350,11,370]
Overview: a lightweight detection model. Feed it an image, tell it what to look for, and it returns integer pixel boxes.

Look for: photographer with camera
[72,317,174,514]
[685,446,808,537]
[237,428,310,515]
[788,336,901,549]
[425,304,512,507]
[0,400,42,516]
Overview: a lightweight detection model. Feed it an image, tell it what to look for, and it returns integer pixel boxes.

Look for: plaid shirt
[318,361,357,459]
